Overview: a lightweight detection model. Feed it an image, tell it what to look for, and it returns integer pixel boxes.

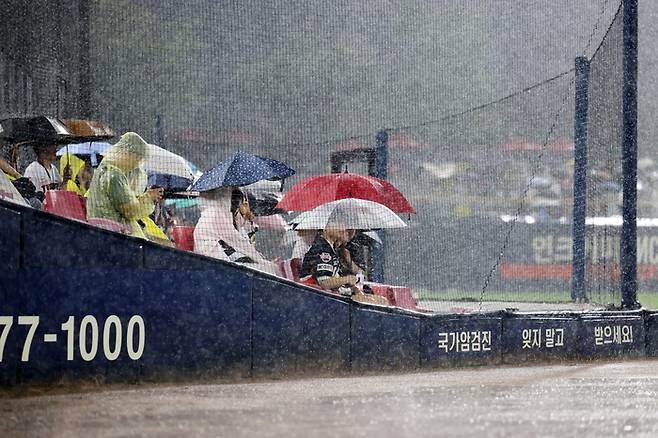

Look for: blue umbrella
[190,151,295,192]
[147,173,193,192]
[57,142,110,167]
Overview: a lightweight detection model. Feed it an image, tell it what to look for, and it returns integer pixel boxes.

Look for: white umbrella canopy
[294,198,407,231]
[143,144,195,180]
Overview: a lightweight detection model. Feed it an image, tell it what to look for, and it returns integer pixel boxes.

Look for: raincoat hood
[60,152,89,195]
[60,152,85,181]
[102,132,149,170]
[198,186,233,214]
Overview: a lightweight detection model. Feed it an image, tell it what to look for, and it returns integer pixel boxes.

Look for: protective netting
[385,74,575,312]
[583,3,624,307]
[0,0,637,313]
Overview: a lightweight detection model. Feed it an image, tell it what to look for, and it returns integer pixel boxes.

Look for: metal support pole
[621,0,639,309]
[78,0,91,118]
[155,113,165,147]
[572,56,589,302]
[370,130,389,283]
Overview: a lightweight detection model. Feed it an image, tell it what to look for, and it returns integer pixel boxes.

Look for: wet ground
[3,360,658,437]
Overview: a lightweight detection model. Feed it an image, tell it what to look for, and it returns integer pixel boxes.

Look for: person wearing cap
[23,144,63,194]
[86,132,163,239]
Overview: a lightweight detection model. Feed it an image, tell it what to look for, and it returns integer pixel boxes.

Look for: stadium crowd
[0,127,391,307]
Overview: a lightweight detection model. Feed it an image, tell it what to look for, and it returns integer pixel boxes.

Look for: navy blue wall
[351,306,420,372]
[645,312,658,357]
[0,205,21,385]
[140,245,252,381]
[502,314,580,363]
[580,313,645,358]
[0,200,657,386]
[420,314,503,368]
[252,277,350,377]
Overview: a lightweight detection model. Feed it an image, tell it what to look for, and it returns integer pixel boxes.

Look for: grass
[414,289,658,309]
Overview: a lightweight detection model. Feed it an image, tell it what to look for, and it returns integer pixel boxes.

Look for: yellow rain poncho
[59,153,87,195]
[85,132,154,239]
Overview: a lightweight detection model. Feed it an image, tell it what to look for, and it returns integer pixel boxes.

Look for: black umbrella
[246,192,286,216]
[0,116,76,145]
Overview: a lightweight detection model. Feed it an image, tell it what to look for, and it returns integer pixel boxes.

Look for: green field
[414,289,658,309]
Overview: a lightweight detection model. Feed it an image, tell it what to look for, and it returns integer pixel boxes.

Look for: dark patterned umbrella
[0,116,75,145]
[190,151,295,192]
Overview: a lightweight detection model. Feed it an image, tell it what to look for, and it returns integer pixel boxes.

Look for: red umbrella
[276,173,415,213]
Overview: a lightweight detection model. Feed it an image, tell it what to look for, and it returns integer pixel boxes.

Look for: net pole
[621,0,639,309]
[370,130,389,283]
[78,0,91,118]
[572,56,589,303]
[155,113,164,147]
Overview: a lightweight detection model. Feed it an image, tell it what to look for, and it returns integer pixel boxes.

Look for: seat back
[43,190,87,222]
[172,225,195,251]
[277,258,302,282]
[390,286,418,311]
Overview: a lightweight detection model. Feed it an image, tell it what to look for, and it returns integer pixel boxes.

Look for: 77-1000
[0,315,145,363]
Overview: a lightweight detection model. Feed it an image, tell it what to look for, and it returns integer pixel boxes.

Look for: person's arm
[318,274,357,290]
[222,226,270,264]
[118,189,161,219]
[0,158,21,179]
[107,170,160,220]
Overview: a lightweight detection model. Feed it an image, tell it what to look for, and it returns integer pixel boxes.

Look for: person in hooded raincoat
[85,132,163,239]
[60,153,92,196]
[194,187,278,275]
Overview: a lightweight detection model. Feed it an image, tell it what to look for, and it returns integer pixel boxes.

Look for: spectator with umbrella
[276,172,415,214]
[85,132,164,239]
[24,143,64,194]
[299,223,357,293]
[194,187,273,268]
[0,116,76,208]
[296,198,405,305]
[191,151,294,275]
[277,172,413,281]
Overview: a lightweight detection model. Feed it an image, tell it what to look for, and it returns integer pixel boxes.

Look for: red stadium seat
[278,258,302,282]
[172,225,195,251]
[363,282,396,306]
[363,282,422,310]
[43,190,87,222]
[390,286,418,311]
